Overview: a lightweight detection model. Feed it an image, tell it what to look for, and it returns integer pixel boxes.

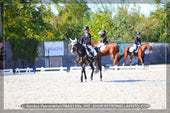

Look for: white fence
[36,67,67,73]
[15,67,33,73]
[0,69,13,75]
[149,64,167,70]
[0,64,167,75]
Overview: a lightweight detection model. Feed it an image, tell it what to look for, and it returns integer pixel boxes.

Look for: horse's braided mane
[76,42,86,57]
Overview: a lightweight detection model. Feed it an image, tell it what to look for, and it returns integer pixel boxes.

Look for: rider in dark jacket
[75,26,97,64]
[135,32,141,45]
[100,30,108,44]
[132,32,142,55]
[80,32,91,45]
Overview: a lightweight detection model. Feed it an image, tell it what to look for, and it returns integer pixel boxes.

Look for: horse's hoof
[85,79,87,82]
[100,79,102,81]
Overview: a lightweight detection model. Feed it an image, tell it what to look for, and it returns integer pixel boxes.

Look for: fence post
[41,67,44,72]
[60,66,63,72]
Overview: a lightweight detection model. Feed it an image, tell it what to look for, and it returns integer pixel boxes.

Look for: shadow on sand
[104,80,146,83]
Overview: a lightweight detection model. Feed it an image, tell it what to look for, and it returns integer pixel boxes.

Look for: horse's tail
[95,50,102,74]
[118,54,124,62]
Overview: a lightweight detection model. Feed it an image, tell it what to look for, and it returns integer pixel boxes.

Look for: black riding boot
[132,49,137,56]
[132,51,135,56]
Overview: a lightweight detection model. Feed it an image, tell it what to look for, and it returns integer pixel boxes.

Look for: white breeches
[97,43,105,48]
[84,45,97,57]
[133,44,137,51]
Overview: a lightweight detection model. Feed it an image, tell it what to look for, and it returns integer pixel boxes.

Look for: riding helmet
[102,30,106,33]
[137,32,141,35]
[84,26,90,30]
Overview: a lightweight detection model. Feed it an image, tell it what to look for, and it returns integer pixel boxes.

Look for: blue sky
[49,3,163,17]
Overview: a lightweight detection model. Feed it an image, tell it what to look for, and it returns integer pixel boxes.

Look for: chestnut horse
[122,43,153,66]
[91,40,123,66]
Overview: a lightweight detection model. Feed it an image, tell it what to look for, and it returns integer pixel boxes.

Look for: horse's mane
[91,40,98,43]
[141,43,149,46]
[76,42,86,57]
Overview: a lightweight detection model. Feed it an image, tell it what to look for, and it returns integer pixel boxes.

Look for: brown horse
[122,43,153,66]
[91,40,122,66]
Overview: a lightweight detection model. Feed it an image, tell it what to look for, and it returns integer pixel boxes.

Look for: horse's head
[147,43,153,53]
[70,38,78,54]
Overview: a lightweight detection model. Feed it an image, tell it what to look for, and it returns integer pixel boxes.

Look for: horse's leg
[89,62,94,81]
[111,54,116,66]
[137,58,140,65]
[115,53,119,66]
[123,52,128,66]
[83,66,87,82]
[138,55,144,66]
[142,54,145,64]
[98,54,102,81]
[100,69,102,81]
[99,57,102,81]
[81,66,84,82]
[111,54,116,70]
[129,56,133,66]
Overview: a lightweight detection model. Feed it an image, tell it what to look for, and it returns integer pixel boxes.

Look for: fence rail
[36,67,67,72]
[0,64,168,75]
[15,67,33,73]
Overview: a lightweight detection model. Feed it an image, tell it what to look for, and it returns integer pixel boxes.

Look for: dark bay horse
[121,43,153,66]
[70,38,102,82]
[91,40,122,66]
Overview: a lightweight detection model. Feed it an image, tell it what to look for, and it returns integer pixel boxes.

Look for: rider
[98,30,108,47]
[80,26,97,60]
[100,30,108,44]
[132,32,142,55]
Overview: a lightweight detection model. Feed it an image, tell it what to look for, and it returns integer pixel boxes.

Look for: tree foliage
[3,1,168,43]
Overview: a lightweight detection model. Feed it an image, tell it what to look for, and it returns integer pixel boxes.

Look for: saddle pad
[129,46,139,53]
[100,45,106,52]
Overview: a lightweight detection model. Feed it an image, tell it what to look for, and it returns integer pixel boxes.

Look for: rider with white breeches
[98,30,108,48]
[132,32,142,55]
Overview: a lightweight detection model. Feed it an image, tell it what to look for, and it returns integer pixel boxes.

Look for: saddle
[100,45,106,52]
[129,45,140,53]
[97,43,108,52]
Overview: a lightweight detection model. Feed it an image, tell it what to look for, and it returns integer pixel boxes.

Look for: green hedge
[9,38,39,67]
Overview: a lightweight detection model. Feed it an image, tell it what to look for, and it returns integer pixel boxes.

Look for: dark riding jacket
[134,36,141,45]
[100,34,107,44]
[80,33,91,45]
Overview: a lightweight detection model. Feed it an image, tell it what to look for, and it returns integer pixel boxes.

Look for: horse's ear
[75,38,77,42]
[149,42,153,47]
[69,38,73,41]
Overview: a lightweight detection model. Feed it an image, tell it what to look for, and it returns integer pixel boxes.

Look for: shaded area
[105,80,146,83]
